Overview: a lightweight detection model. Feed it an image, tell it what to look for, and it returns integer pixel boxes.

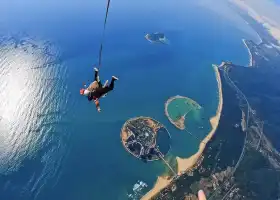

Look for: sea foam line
[242,39,253,67]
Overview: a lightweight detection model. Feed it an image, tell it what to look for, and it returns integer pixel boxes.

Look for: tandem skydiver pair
[80,67,118,112]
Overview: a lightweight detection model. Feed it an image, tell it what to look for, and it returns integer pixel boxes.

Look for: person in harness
[80,67,118,112]
[81,67,105,94]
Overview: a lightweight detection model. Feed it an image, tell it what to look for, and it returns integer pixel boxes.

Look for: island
[145,32,169,44]
[121,117,171,162]
[165,95,202,130]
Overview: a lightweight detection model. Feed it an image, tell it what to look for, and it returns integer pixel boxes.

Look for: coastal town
[121,117,171,162]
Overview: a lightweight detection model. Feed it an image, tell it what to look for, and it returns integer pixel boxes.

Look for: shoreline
[176,65,223,174]
[141,176,172,200]
[145,34,153,43]
[230,0,280,45]
[242,39,253,67]
[164,95,185,130]
[164,95,201,130]
[141,65,223,199]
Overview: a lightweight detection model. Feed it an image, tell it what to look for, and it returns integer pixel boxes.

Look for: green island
[164,95,202,130]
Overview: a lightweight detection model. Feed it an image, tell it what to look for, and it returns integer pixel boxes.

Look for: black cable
[98,0,111,67]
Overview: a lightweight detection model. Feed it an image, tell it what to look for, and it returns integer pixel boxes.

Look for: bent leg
[95,76,117,97]
[99,79,115,95]
[94,68,103,88]
[94,69,99,82]
[108,78,116,91]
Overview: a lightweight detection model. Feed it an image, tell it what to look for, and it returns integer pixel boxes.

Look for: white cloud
[230,0,280,44]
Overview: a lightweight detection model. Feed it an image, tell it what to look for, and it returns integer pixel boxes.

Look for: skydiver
[81,67,104,94]
[80,67,118,112]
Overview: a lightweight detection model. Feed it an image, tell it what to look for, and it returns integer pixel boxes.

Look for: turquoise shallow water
[166,97,201,121]
[0,0,260,199]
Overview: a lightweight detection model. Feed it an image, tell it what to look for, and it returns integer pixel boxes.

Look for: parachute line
[98,0,111,67]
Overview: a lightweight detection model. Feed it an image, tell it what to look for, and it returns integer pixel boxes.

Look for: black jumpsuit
[88,70,116,101]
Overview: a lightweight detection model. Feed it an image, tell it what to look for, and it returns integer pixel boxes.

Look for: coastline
[164,95,201,130]
[145,34,152,43]
[176,65,223,174]
[242,39,253,67]
[145,34,155,44]
[164,95,185,130]
[141,176,172,200]
[141,65,223,199]
[229,0,280,45]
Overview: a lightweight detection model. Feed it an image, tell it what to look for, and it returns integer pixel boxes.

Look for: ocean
[0,0,260,199]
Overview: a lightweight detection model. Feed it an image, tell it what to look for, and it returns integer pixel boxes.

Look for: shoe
[112,76,119,80]
[94,67,98,72]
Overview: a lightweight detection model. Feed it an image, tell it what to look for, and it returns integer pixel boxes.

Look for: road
[156,147,177,176]
[209,63,280,200]
[208,64,257,200]
[222,65,250,173]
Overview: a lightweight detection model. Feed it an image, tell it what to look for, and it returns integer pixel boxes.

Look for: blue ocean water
[0,0,260,199]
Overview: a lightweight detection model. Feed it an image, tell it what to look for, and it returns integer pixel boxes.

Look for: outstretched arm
[94,99,101,112]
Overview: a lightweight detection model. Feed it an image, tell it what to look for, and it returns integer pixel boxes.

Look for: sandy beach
[165,95,184,130]
[176,65,223,174]
[164,95,201,130]
[142,65,223,199]
[141,176,172,200]
[146,118,162,134]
